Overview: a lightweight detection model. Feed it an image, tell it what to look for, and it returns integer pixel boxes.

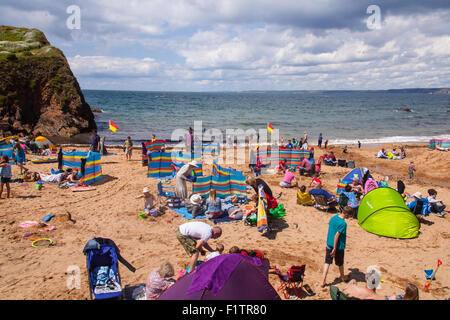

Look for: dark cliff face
[0,26,96,142]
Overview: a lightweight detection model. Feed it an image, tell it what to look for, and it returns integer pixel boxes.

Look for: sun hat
[143,187,150,193]
[190,194,202,205]
[413,192,422,199]
[188,161,199,168]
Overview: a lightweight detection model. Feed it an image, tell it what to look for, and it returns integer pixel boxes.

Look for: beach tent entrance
[357,187,420,239]
[341,168,371,184]
[158,254,280,300]
[336,168,373,197]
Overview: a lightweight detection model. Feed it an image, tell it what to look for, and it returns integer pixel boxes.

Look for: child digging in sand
[136,187,155,215]
[206,244,225,260]
[0,155,12,199]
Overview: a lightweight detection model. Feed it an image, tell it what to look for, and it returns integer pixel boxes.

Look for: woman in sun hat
[175,161,199,199]
[186,193,205,218]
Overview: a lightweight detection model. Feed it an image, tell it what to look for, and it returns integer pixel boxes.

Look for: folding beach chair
[337,159,347,167]
[274,265,306,299]
[312,194,337,212]
[338,192,349,213]
[157,181,175,205]
[329,285,359,300]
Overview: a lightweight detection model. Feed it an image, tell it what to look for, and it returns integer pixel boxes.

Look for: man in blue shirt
[286,140,293,149]
[90,129,100,152]
[321,206,352,287]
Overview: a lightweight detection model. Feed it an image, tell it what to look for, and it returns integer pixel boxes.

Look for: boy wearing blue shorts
[321,206,352,287]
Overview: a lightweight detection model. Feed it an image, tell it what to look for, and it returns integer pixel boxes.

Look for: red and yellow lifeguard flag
[267,123,274,133]
[109,120,118,132]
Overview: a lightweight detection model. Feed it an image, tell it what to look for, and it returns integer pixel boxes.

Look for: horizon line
[80,87,450,93]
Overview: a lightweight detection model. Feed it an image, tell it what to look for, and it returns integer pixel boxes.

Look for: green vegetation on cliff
[0,26,96,139]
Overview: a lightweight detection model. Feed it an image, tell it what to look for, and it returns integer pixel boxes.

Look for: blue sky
[1,0,449,91]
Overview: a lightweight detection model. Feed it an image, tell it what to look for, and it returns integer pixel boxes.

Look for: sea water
[83,90,450,146]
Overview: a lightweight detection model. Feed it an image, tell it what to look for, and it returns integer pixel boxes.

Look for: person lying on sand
[37,170,75,186]
[436,143,449,151]
[342,266,385,300]
[205,244,224,260]
[385,283,419,300]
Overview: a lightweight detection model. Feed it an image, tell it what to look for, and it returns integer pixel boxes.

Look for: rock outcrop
[0,26,96,143]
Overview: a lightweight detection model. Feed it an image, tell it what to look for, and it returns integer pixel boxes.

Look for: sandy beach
[0,143,449,300]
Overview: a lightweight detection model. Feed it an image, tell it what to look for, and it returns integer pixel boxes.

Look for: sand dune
[0,143,448,300]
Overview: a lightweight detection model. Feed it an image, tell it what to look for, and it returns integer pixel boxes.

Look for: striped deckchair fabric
[259,147,311,169]
[62,150,102,185]
[141,140,166,165]
[147,151,203,179]
[192,173,247,199]
[429,139,450,150]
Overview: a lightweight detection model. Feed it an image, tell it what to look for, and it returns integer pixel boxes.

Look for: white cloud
[2,0,448,90]
[68,55,163,77]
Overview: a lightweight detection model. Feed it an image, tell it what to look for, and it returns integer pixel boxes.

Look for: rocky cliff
[0,26,96,143]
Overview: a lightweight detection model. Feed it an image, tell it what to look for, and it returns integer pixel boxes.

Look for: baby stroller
[83,238,135,300]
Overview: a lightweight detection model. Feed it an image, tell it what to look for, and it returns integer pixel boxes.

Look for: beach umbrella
[34,136,54,148]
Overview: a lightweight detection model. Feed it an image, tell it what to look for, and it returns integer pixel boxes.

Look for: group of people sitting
[280,134,310,150]
[375,147,406,160]
[323,151,338,166]
[277,153,322,183]
[184,191,255,221]
[294,172,365,218]
[406,188,447,218]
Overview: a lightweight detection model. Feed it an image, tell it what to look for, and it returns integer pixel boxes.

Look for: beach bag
[347,160,355,168]
[167,196,182,209]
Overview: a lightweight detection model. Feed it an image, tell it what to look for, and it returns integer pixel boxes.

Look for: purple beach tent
[158,253,281,300]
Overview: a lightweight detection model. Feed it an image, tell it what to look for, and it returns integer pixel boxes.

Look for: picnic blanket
[171,207,240,224]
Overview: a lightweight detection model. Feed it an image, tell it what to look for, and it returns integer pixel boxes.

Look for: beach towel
[171,207,206,220]
[257,197,268,232]
[210,216,241,225]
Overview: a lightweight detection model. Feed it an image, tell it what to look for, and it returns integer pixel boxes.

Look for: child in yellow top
[297,185,314,206]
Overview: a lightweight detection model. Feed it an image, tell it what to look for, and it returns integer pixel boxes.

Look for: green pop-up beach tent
[358,187,420,239]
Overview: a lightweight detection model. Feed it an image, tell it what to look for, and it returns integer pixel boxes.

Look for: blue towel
[172,207,206,220]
